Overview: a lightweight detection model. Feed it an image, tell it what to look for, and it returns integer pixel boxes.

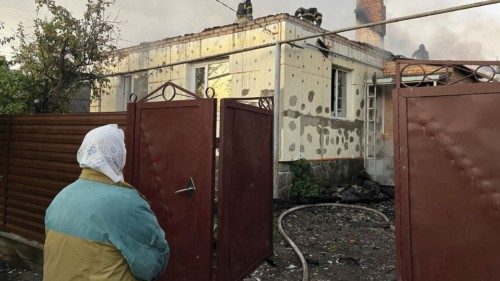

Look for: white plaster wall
[279,21,384,162]
[98,18,388,163]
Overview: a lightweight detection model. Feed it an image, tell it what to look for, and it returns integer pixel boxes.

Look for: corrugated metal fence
[0,116,10,230]
[0,113,126,242]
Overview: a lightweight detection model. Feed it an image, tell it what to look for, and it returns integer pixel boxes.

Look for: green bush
[290,159,325,198]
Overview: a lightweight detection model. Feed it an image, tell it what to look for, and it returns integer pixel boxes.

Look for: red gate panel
[127,99,216,281]
[216,98,273,281]
[395,83,500,281]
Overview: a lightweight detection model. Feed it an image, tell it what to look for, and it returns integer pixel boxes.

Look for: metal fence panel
[0,115,11,231]
[216,99,273,281]
[4,113,126,242]
[395,82,500,281]
[128,99,216,281]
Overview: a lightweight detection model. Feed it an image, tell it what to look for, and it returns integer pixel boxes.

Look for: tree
[13,0,119,113]
[0,21,14,46]
[0,22,33,114]
[0,57,36,114]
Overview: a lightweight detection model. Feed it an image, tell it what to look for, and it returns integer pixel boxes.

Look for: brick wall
[355,0,386,48]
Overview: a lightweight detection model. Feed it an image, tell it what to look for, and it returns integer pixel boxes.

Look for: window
[120,72,148,110]
[331,68,348,118]
[133,72,149,100]
[121,75,132,110]
[192,60,231,99]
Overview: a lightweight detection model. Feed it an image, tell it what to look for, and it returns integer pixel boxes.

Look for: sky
[0,0,499,60]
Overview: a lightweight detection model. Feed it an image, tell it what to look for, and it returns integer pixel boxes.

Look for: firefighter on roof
[236,0,253,22]
[295,7,322,27]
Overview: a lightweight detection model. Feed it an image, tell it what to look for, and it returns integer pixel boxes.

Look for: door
[216,98,273,281]
[127,98,216,281]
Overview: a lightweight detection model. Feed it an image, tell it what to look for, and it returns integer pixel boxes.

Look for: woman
[44,124,169,281]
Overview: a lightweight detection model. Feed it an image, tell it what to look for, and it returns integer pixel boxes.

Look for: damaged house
[95,0,480,195]
[94,12,392,197]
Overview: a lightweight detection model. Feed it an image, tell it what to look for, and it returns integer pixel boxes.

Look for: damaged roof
[117,13,394,60]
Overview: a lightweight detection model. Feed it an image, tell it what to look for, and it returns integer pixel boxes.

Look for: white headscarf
[77,124,126,183]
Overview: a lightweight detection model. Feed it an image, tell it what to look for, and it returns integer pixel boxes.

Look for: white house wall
[98,17,388,164]
[280,21,383,162]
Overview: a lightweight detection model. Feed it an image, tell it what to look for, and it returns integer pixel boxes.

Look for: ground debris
[246,200,395,281]
[0,261,41,281]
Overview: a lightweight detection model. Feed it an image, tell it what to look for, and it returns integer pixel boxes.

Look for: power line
[0,12,34,21]
[214,0,277,35]
[0,1,49,16]
[283,0,500,45]
[96,0,500,78]
[0,3,37,14]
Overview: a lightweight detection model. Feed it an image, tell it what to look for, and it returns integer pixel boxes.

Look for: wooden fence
[0,113,126,242]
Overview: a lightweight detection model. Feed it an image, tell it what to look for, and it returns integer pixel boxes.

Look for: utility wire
[283,0,500,45]
[0,2,49,16]
[101,0,500,78]
[0,3,37,14]
[214,0,277,35]
[0,12,34,21]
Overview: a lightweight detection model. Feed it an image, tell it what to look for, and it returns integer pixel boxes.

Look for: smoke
[386,16,490,60]
[1,0,499,61]
[384,0,499,60]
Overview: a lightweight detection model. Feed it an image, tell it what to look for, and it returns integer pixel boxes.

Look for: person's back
[44,124,169,281]
[412,44,430,60]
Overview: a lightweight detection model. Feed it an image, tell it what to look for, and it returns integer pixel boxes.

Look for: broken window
[192,60,231,99]
[120,72,149,110]
[133,72,149,100]
[331,68,348,118]
[122,75,132,110]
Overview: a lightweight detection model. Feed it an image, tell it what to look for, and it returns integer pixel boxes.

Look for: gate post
[124,103,136,185]
[272,42,282,198]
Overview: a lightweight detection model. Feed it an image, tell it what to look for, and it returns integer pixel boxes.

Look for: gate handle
[174,177,196,197]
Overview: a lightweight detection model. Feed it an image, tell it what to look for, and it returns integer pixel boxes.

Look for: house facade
[94,14,394,196]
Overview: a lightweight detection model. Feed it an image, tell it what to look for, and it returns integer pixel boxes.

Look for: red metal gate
[216,98,273,281]
[126,83,216,281]
[394,61,500,281]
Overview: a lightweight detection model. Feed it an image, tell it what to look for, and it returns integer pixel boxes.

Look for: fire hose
[277,203,395,281]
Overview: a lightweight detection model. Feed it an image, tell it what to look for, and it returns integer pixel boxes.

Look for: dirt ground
[246,200,395,281]
[2,200,394,281]
[0,261,41,281]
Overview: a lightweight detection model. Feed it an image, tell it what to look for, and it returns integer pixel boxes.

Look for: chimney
[355,0,386,48]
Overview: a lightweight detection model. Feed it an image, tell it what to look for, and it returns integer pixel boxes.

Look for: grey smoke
[0,0,499,60]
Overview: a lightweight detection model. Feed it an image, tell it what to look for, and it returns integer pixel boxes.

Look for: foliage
[0,57,36,114]
[0,21,14,46]
[290,159,325,198]
[12,0,119,113]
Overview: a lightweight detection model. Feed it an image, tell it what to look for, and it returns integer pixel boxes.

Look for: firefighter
[294,7,306,18]
[315,12,323,27]
[294,7,322,27]
[412,44,430,60]
[302,7,317,23]
[236,0,253,22]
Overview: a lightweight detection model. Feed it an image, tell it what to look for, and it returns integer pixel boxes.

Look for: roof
[382,59,493,83]
[116,13,394,60]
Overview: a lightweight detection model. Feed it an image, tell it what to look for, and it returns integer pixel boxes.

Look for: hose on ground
[277,203,395,281]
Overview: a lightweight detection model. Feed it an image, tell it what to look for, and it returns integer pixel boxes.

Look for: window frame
[121,75,132,111]
[190,58,230,97]
[331,67,349,120]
